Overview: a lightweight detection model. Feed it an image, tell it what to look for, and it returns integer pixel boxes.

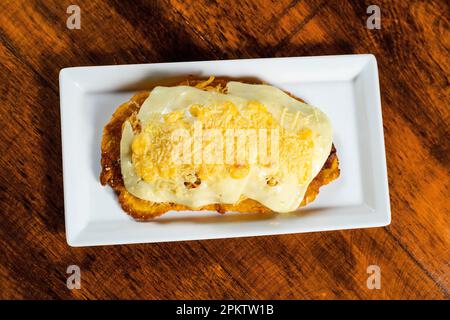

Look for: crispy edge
[100,79,340,220]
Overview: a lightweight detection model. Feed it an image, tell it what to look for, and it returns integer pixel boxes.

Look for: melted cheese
[120,81,333,212]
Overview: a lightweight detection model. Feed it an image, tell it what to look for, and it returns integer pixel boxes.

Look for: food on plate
[100,77,339,220]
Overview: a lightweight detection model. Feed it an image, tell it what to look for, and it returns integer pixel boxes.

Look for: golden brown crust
[100,78,340,220]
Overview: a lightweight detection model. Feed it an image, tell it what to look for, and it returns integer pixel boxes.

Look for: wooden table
[1,0,448,299]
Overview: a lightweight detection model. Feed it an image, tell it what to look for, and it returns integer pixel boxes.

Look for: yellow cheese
[120,81,333,212]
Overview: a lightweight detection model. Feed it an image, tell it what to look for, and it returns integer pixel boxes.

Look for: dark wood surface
[1,0,449,299]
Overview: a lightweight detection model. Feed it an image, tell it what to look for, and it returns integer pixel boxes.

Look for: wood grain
[0,0,448,299]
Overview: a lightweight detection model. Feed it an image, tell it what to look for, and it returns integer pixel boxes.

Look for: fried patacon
[100,78,340,220]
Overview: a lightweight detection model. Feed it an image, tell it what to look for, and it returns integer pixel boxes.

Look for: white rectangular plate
[60,54,390,247]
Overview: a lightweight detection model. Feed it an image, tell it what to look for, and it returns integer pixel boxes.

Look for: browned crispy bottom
[100,79,340,220]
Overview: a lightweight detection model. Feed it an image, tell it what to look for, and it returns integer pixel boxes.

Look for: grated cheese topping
[120,79,333,212]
